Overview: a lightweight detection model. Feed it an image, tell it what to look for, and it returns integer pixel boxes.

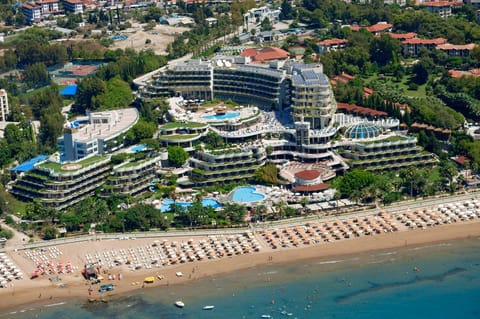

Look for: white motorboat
[203,305,215,310]
[174,301,185,308]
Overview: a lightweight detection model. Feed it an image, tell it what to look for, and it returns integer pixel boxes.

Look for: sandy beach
[0,213,479,313]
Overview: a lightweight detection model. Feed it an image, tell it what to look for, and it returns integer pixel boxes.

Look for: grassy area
[158,134,200,141]
[39,155,108,172]
[364,74,427,98]
[8,195,29,216]
[161,121,207,129]
[117,158,152,168]
[358,135,409,145]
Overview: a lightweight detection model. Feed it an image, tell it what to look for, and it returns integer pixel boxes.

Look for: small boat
[203,305,215,310]
[261,315,271,318]
[175,301,185,308]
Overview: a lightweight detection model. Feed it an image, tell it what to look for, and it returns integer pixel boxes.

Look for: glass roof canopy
[345,123,381,139]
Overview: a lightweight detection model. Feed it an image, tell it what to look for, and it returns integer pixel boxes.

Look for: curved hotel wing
[142,57,337,129]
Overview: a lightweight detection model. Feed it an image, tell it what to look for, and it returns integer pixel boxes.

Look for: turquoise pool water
[202,112,240,120]
[160,198,222,212]
[231,186,266,203]
[130,144,147,153]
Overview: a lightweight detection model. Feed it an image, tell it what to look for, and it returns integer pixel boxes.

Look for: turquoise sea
[3,237,480,319]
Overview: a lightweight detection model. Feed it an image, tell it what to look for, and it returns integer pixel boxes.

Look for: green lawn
[161,122,207,129]
[39,155,108,172]
[363,74,427,98]
[158,134,200,141]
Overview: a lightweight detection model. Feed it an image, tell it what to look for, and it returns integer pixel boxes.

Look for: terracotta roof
[448,70,464,78]
[295,170,321,180]
[317,38,348,46]
[241,46,289,62]
[337,102,388,117]
[293,183,330,192]
[349,23,392,33]
[454,155,470,166]
[386,32,417,40]
[22,3,41,9]
[363,87,374,95]
[470,69,480,76]
[340,73,354,80]
[436,43,476,51]
[410,122,451,134]
[403,38,447,45]
[422,1,452,7]
[367,23,393,33]
[36,0,59,3]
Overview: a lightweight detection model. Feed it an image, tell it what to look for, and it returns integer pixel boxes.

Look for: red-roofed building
[385,32,417,41]
[22,3,42,24]
[331,73,354,87]
[448,68,480,78]
[241,46,289,63]
[337,102,388,118]
[349,22,393,35]
[292,169,332,193]
[453,155,470,167]
[317,38,348,54]
[36,0,60,15]
[363,87,374,98]
[367,22,393,35]
[402,37,447,56]
[63,0,83,14]
[436,43,476,56]
[422,1,453,18]
[293,183,330,193]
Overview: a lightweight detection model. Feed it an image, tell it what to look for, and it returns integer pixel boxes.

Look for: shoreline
[1,220,480,313]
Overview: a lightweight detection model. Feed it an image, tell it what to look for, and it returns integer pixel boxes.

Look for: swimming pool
[159,198,222,212]
[231,186,266,203]
[202,112,240,121]
[131,144,147,153]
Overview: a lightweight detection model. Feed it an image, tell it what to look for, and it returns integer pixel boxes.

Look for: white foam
[44,302,66,308]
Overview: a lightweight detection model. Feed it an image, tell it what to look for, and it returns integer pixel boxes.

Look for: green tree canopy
[167,146,189,167]
[255,163,279,185]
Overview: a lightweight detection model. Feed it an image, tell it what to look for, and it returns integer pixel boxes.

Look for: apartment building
[402,37,447,56]
[317,38,348,54]
[22,2,42,24]
[422,1,453,18]
[63,0,83,14]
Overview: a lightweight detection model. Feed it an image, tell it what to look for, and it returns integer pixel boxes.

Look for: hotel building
[58,108,139,161]
[103,152,168,197]
[142,57,336,129]
[11,155,112,210]
[341,127,437,171]
[190,147,266,186]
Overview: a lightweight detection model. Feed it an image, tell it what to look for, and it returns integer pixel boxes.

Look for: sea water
[4,238,480,319]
